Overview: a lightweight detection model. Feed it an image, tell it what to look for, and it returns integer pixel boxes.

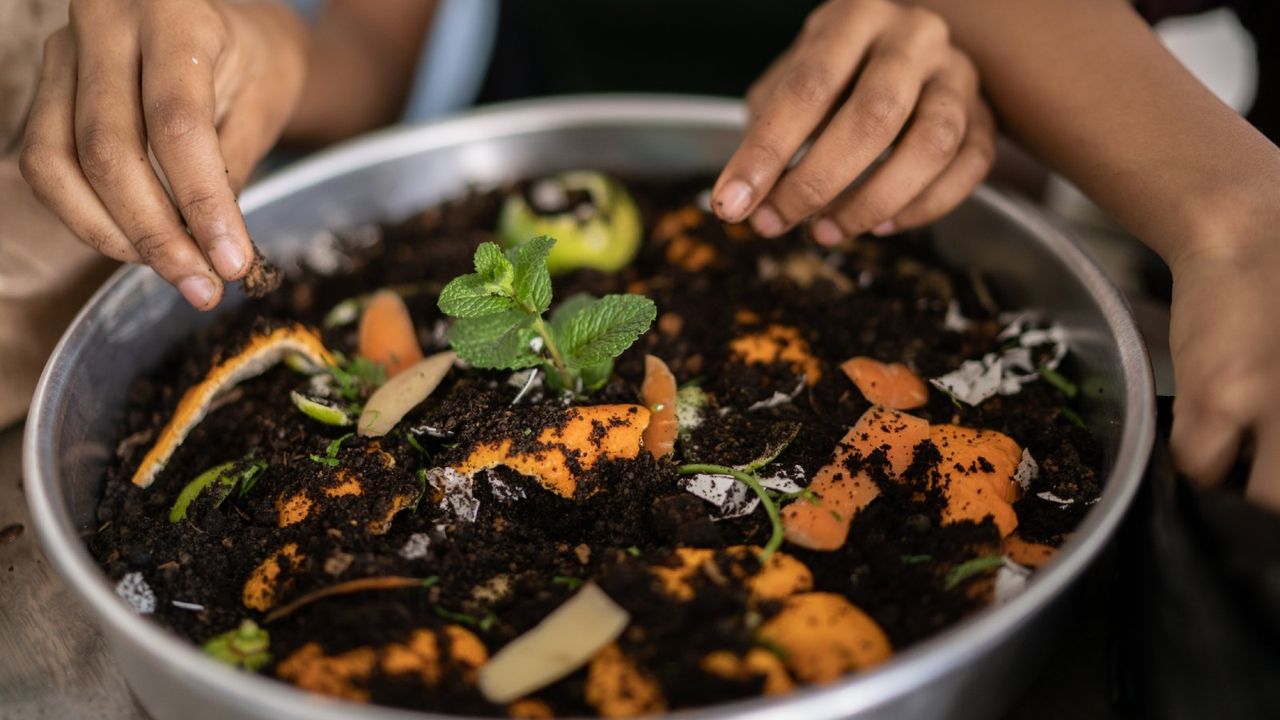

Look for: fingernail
[209,239,247,279]
[751,205,785,237]
[871,220,897,237]
[715,180,753,221]
[812,218,844,246]
[178,275,217,309]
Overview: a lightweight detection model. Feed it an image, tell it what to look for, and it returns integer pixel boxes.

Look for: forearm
[283,0,436,146]
[909,0,1280,267]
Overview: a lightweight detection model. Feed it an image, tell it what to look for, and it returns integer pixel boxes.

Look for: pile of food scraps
[93,172,1101,717]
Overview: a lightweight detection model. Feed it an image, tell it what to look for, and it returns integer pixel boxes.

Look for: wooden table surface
[0,423,146,719]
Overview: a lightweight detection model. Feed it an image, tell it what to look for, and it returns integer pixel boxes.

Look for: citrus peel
[131,324,334,488]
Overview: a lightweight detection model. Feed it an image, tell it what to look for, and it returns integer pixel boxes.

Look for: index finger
[711,0,892,223]
[140,13,252,281]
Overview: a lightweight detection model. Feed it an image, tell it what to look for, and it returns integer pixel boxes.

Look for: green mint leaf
[474,242,514,287]
[447,311,541,369]
[438,275,516,318]
[550,292,596,333]
[556,294,656,367]
[509,235,555,313]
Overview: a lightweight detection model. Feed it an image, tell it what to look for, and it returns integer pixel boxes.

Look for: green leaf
[510,235,555,313]
[556,294,657,367]
[945,554,1005,590]
[169,460,267,522]
[474,242,514,286]
[438,275,516,318]
[550,292,596,332]
[447,311,541,370]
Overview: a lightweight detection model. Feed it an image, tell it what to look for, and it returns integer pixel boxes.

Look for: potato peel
[477,582,629,704]
[358,351,457,437]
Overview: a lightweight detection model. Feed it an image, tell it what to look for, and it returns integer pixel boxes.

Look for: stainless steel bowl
[24,96,1154,720]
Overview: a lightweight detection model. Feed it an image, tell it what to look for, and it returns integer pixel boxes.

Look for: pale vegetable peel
[477,582,629,704]
[358,351,457,437]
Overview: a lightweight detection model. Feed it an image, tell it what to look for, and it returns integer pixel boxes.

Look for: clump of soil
[91,177,1101,716]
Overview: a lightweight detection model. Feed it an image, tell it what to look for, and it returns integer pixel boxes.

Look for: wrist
[1154,148,1280,272]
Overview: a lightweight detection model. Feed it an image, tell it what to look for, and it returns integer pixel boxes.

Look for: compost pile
[92,174,1101,717]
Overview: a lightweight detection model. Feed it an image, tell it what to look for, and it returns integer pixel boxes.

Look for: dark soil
[91,177,1102,716]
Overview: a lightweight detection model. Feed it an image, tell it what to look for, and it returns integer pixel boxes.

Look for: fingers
[755,10,951,237]
[1170,393,1246,489]
[810,54,977,244]
[141,5,253,281]
[1247,428,1280,515]
[877,97,996,234]
[19,30,141,263]
[712,0,893,224]
[71,6,223,309]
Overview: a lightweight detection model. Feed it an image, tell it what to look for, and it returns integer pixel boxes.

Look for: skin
[897,0,1280,511]
[19,0,1279,512]
[711,0,997,245]
[19,0,434,310]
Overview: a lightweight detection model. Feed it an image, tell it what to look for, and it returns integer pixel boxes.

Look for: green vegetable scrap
[170,459,267,522]
[498,171,642,274]
[944,554,1005,590]
[203,620,271,671]
[438,237,655,393]
[290,390,352,426]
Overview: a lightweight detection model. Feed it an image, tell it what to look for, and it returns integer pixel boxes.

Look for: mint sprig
[438,237,655,393]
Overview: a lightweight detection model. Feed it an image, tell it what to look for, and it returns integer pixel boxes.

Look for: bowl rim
[24,94,1155,720]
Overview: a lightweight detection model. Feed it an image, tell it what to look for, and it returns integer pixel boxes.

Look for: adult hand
[712,0,995,245]
[1169,239,1280,514]
[20,0,307,310]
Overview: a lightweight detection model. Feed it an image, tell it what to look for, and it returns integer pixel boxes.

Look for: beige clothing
[0,0,117,428]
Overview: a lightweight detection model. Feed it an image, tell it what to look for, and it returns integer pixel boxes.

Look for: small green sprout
[1038,365,1079,398]
[679,463,784,562]
[1057,406,1087,429]
[437,237,656,393]
[552,576,585,591]
[202,620,271,671]
[170,459,267,522]
[309,433,352,467]
[900,554,934,565]
[326,352,387,405]
[944,554,1005,590]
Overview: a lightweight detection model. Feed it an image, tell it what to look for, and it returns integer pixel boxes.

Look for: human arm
[904,0,1280,511]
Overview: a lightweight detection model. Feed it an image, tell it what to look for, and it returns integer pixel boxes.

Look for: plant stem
[531,315,574,389]
[678,463,783,562]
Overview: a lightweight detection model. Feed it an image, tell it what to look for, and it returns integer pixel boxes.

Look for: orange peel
[729,324,822,385]
[757,592,892,683]
[840,356,929,410]
[584,643,666,717]
[131,324,334,488]
[782,407,928,551]
[455,405,651,498]
[700,649,795,696]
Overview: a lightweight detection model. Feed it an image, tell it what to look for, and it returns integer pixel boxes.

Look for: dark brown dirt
[90,177,1103,716]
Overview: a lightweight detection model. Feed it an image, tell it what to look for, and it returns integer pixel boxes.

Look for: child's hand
[712,0,995,244]
[19,0,307,310]
[1169,238,1280,513]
